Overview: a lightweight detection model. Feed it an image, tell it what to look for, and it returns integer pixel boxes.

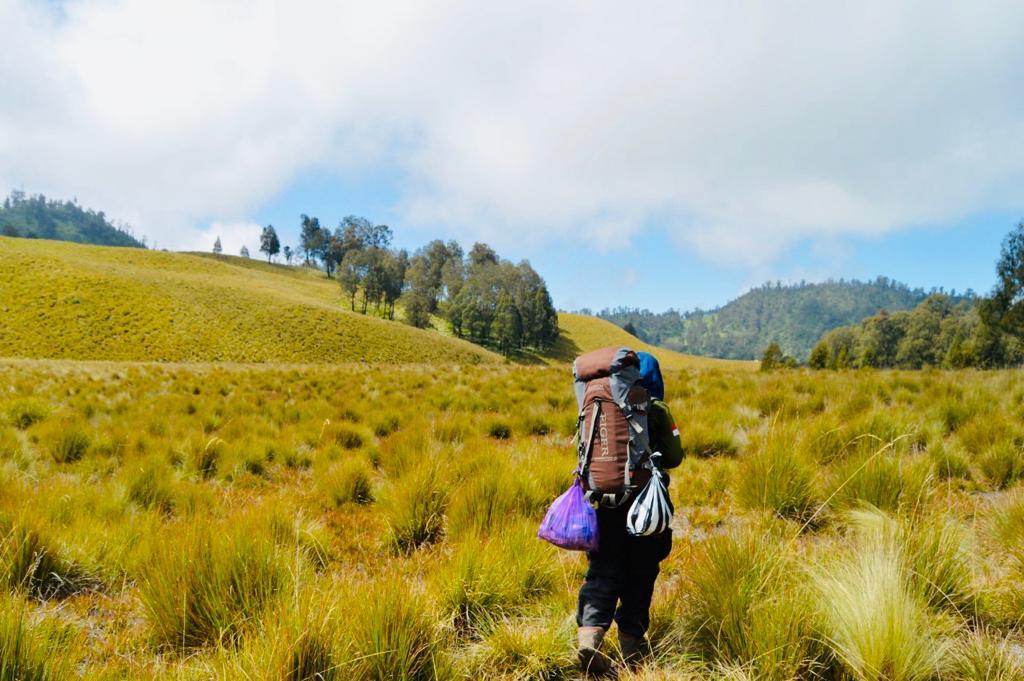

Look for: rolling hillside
[0,237,496,364]
[0,237,737,368]
[550,313,751,371]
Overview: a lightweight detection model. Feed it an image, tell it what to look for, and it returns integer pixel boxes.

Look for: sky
[3,1,1024,312]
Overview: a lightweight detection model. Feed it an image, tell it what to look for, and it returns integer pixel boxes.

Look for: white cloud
[2,0,1024,265]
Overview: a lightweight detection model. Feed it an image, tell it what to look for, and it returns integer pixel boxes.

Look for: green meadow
[3,358,1024,679]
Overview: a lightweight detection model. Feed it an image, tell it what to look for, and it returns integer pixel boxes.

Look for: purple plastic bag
[537,478,599,551]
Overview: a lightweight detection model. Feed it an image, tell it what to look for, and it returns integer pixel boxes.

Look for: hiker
[573,348,683,674]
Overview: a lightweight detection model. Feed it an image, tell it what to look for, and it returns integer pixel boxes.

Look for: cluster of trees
[0,191,145,248]
[759,342,799,371]
[599,278,955,360]
[402,241,559,354]
[214,215,558,355]
[807,221,1024,370]
[807,296,1022,369]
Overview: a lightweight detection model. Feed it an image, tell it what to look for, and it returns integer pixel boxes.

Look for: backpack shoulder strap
[577,402,600,472]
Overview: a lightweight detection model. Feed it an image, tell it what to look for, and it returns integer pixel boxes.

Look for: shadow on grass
[508,335,581,365]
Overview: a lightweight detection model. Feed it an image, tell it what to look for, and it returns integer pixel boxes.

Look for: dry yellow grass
[2,360,1023,679]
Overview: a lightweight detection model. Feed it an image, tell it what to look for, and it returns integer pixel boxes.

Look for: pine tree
[212,236,222,254]
[259,225,280,262]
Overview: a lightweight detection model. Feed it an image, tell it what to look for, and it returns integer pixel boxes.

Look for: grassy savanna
[3,358,1024,679]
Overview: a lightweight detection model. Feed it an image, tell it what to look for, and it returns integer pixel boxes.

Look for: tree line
[803,221,1024,370]
[597,277,946,360]
[214,216,559,356]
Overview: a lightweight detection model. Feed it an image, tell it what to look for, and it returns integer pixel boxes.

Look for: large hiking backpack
[573,347,653,507]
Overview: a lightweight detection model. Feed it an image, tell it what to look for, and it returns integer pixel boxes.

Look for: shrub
[139,521,287,649]
[319,458,375,506]
[346,579,443,681]
[50,426,90,464]
[383,463,448,554]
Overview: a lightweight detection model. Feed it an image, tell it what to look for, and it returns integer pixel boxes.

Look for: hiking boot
[618,631,652,668]
[577,626,611,676]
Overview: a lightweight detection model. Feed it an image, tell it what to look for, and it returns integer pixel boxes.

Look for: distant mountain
[0,190,145,248]
[597,278,975,360]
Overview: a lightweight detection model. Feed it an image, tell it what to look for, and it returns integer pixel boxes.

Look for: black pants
[576,504,672,638]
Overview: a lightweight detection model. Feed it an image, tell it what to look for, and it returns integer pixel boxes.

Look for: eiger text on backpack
[573,347,652,507]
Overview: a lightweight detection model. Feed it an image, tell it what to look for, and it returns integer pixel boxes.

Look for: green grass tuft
[139,520,287,650]
[383,463,448,554]
[0,595,75,681]
[346,579,445,681]
[814,510,949,681]
[319,457,375,507]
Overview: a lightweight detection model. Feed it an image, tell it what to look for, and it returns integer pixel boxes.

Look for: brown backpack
[573,347,652,507]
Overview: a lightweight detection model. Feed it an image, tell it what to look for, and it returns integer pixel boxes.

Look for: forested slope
[0,191,145,248]
[599,278,957,360]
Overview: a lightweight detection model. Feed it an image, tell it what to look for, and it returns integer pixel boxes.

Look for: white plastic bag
[626,465,672,536]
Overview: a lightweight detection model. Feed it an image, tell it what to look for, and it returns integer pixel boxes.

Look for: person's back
[575,350,681,674]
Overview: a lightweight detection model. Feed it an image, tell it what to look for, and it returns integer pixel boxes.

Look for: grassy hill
[550,313,751,371]
[0,237,497,364]
[1,237,737,368]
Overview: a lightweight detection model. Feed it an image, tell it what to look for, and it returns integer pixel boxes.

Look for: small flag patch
[671,423,679,437]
